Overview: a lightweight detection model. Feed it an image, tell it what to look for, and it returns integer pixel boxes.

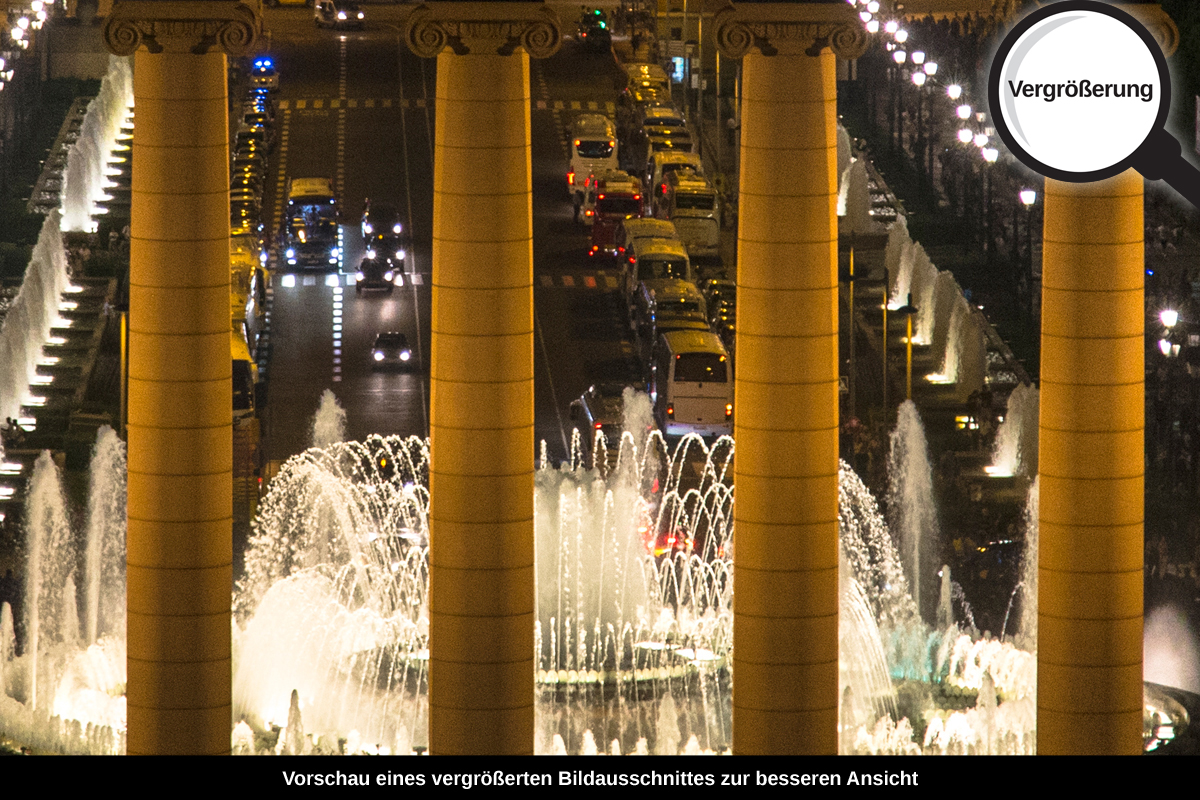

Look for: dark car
[569,382,644,463]
[315,0,364,30]
[361,200,406,265]
[372,331,413,368]
[577,9,611,53]
[356,256,400,294]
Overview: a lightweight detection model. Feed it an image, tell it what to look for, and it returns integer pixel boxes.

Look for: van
[651,330,733,440]
[658,169,719,258]
[567,114,617,206]
[644,151,703,214]
[624,236,691,306]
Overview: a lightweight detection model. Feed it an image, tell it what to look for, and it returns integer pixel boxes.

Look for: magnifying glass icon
[989,0,1200,206]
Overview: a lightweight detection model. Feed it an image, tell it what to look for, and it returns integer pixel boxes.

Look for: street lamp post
[1020,188,1037,318]
[897,293,918,401]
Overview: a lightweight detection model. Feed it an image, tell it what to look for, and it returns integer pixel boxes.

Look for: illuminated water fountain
[60,55,133,233]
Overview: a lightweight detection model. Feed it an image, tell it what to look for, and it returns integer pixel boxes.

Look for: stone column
[404,3,559,755]
[105,1,259,755]
[715,2,865,754]
[1038,173,1144,755]
[1036,3,1176,756]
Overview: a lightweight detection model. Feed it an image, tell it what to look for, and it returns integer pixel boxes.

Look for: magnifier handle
[1131,129,1200,211]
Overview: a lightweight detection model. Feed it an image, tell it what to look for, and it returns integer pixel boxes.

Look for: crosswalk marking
[535,272,623,290]
[278,98,418,110]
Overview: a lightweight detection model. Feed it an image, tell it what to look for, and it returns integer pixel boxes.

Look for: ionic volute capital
[714,2,868,60]
[403,2,561,59]
[105,0,261,56]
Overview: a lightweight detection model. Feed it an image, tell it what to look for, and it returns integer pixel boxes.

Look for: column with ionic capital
[715,1,865,755]
[403,2,559,755]
[1036,2,1176,756]
[105,0,260,755]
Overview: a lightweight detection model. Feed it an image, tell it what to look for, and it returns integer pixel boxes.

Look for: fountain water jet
[61,56,133,233]
[887,401,938,623]
[310,388,347,450]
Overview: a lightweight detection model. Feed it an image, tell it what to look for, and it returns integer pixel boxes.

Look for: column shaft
[1038,172,1143,754]
[733,50,840,754]
[428,50,535,755]
[126,50,232,755]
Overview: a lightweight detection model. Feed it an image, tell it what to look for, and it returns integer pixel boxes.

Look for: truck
[282,177,341,270]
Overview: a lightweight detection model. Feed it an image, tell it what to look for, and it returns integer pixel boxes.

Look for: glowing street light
[947,84,962,100]
[1020,189,1037,207]
[911,50,925,65]
[974,132,989,147]
[957,104,972,120]
[911,71,926,86]
[1160,309,1179,329]
[893,49,906,64]
[958,128,973,143]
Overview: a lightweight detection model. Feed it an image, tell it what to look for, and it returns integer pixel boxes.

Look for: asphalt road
[257,5,645,466]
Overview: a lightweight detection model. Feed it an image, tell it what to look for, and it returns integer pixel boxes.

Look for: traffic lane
[263,276,339,460]
[336,277,428,441]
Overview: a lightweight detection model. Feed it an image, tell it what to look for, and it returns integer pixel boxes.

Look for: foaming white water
[838,159,886,235]
[885,217,912,307]
[1145,606,1200,695]
[0,434,128,754]
[309,388,347,450]
[0,211,71,423]
[84,427,125,646]
[61,56,133,232]
[887,402,937,622]
[991,384,1039,478]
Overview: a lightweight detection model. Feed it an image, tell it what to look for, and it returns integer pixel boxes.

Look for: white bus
[567,114,618,210]
[652,329,733,440]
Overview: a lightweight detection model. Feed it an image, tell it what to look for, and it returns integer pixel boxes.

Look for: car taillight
[594,422,602,429]
[666,403,674,419]
[725,403,733,419]
[567,171,575,185]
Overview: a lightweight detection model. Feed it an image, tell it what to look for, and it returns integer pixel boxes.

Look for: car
[568,382,645,464]
[249,57,278,92]
[356,256,401,294]
[361,200,406,264]
[315,0,364,30]
[371,332,413,368]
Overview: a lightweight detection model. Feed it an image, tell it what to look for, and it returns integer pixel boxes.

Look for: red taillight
[567,171,575,185]
[594,422,602,429]
[585,209,593,216]
[666,403,674,419]
[725,403,733,419]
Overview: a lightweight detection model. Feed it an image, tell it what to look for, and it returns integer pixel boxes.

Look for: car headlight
[357,11,363,19]
[331,247,340,257]
[337,11,346,19]
[392,223,402,234]
[285,248,295,259]
[355,271,365,281]
[400,350,411,361]
[373,350,384,361]
[384,271,394,281]
[395,249,405,261]
[363,223,373,234]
